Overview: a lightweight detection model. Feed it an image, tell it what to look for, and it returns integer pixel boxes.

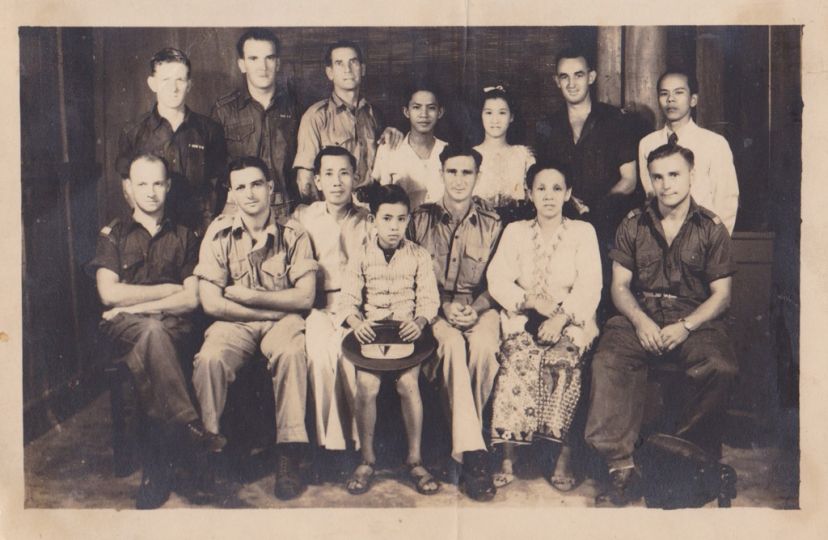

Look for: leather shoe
[135,462,172,509]
[274,444,307,500]
[184,421,227,453]
[461,450,496,502]
[595,467,642,507]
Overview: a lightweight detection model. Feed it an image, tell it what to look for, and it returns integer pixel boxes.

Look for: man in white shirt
[638,70,739,234]
[371,83,448,209]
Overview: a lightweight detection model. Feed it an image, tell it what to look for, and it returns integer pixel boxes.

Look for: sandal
[346,462,375,495]
[546,472,581,492]
[492,471,514,488]
[406,462,441,495]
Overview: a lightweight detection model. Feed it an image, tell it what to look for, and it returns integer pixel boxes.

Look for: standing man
[192,156,318,501]
[293,40,402,201]
[408,145,502,502]
[638,69,739,234]
[584,144,738,506]
[212,28,299,217]
[535,47,642,312]
[116,48,226,235]
[89,154,226,509]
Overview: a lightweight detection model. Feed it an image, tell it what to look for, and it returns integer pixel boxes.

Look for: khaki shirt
[195,212,317,292]
[408,198,502,306]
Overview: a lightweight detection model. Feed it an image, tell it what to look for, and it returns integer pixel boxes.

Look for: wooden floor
[23,392,799,510]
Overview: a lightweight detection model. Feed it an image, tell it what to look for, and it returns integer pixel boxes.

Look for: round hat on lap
[342,320,435,372]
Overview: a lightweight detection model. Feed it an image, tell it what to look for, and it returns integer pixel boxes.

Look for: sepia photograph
[4,0,825,538]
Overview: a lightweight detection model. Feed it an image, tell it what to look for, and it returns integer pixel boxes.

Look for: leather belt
[641,291,679,300]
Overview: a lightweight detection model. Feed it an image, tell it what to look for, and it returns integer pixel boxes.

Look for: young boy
[638,69,739,234]
[371,83,448,209]
[336,184,441,495]
[292,146,371,454]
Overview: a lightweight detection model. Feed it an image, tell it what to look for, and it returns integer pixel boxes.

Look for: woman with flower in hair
[472,86,535,210]
[486,161,601,491]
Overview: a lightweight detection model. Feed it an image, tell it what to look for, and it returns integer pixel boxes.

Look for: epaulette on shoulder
[625,208,642,220]
[476,205,501,222]
[698,206,722,225]
[99,218,120,237]
[214,89,241,108]
[205,214,234,239]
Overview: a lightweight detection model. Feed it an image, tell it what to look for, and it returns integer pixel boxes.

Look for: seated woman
[472,85,535,220]
[337,184,442,496]
[486,162,602,491]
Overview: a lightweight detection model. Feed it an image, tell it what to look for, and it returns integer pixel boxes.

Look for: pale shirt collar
[664,117,701,140]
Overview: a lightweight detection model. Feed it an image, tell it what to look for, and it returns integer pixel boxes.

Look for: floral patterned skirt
[491,331,583,444]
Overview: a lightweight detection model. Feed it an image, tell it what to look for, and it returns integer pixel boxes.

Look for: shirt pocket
[261,252,289,290]
[228,257,251,285]
[461,243,489,289]
[120,251,145,281]
[634,252,662,289]
[225,121,256,156]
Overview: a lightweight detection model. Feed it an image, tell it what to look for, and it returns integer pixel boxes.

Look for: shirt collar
[238,83,283,110]
[644,196,703,224]
[435,199,479,227]
[150,104,191,130]
[329,91,369,113]
[665,117,698,139]
[230,210,278,238]
[125,212,173,235]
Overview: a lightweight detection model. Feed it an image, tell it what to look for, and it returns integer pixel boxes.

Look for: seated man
[292,146,370,455]
[408,145,502,501]
[192,156,317,500]
[89,153,225,509]
[585,143,738,507]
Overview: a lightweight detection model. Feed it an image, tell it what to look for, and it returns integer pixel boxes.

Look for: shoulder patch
[99,218,120,237]
[626,208,642,220]
[698,206,722,224]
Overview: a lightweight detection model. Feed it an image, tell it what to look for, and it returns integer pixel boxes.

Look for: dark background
[20,27,800,460]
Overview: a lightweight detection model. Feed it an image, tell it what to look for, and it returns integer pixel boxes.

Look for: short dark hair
[313,146,357,174]
[149,48,191,77]
[324,40,364,66]
[403,79,442,108]
[646,143,695,169]
[657,68,699,96]
[554,46,595,73]
[227,156,271,187]
[128,152,169,178]
[438,144,483,170]
[366,183,410,215]
[236,28,281,58]
[525,160,570,191]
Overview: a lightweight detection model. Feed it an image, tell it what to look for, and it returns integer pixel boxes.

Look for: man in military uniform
[89,153,226,509]
[212,29,299,216]
[584,143,738,507]
[408,145,502,502]
[116,48,226,235]
[192,156,317,500]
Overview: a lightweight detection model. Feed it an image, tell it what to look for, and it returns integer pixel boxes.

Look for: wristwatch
[679,318,694,332]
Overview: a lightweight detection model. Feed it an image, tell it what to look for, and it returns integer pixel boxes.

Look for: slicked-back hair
[366,183,410,215]
[313,146,357,174]
[438,144,483,170]
[227,156,271,188]
[236,28,281,58]
[128,152,169,179]
[525,160,571,191]
[324,40,364,66]
[647,143,696,169]
[149,47,191,77]
[657,69,700,96]
[554,47,595,73]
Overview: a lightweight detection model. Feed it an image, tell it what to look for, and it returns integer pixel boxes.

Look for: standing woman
[486,162,602,490]
[473,86,536,209]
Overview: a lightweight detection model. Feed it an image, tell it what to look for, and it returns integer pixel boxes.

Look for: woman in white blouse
[486,162,602,491]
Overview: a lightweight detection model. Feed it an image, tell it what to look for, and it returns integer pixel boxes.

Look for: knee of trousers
[467,335,499,372]
[688,350,739,383]
[266,338,307,371]
[193,346,232,378]
[137,317,174,342]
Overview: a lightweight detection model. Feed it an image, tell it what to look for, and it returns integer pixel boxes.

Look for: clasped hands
[632,315,690,355]
[523,294,569,345]
[354,318,425,345]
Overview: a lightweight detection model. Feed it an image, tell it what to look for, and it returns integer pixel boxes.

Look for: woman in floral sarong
[486,161,602,491]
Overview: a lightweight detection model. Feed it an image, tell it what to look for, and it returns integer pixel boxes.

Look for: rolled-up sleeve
[293,104,323,171]
[286,229,319,284]
[609,216,637,271]
[86,232,120,277]
[704,222,737,282]
[486,223,527,312]
[193,230,229,288]
[414,247,440,323]
[560,223,602,326]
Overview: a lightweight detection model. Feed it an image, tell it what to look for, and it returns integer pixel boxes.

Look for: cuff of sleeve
[609,249,634,271]
[288,260,319,284]
[705,264,737,282]
[193,267,226,289]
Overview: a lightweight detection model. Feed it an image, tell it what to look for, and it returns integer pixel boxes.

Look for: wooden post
[596,27,623,107]
[695,27,727,135]
[623,26,666,129]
